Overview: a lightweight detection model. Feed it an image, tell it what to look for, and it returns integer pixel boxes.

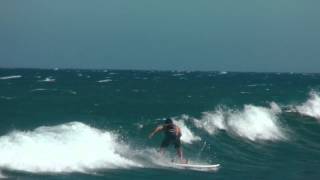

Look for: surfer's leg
[176,147,187,163]
[175,139,187,163]
[160,138,170,155]
[176,147,183,159]
[159,147,165,155]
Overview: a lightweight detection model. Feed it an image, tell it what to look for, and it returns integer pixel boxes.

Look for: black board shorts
[160,136,181,149]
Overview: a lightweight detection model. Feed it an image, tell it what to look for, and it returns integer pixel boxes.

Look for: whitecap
[68,90,77,95]
[30,88,48,92]
[0,75,22,80]
[295,91,320,120]
[39,77,55,82]
[227,104,285,141]
[97,79,112,83]
[194,109,225,135]
[193,103,286,141]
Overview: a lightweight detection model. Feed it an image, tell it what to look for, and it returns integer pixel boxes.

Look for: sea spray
[193,103,286,141]
[295,91,320,120]
[172,118,201,144]
[0,122,141,173]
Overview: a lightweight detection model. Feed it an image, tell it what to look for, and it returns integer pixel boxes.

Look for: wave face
[1,68,320,179]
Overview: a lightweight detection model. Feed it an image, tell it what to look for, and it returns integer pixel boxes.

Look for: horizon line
[0,66,319,74]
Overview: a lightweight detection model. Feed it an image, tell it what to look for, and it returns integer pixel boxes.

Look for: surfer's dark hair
[164,118,173,124]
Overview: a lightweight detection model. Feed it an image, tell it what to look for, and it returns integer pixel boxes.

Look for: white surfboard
[173,163,220,171]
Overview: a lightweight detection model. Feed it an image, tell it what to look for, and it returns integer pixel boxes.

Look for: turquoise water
[1,68,320,179]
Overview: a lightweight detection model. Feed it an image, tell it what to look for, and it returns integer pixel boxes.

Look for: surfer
[149,118,187,163]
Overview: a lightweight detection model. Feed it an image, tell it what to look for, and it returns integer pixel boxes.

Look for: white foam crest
[39,77,55,82]
[0,122,141,173]
[97,79,112,83]
[194,109,226,135]
[0,75,22,80]
[227,105,285,141]
[194,103,286,141]
[219,71,228,75]
[295,91,320,120]
[172,118,201,144]
[30,88,49,92]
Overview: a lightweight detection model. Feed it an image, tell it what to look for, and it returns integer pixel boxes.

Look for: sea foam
[173,118,201,144]
[295,91,320,120]
[0,122,141,173]
[194,103,286,141]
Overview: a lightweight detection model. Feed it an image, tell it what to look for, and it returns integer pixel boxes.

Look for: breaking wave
[172,118,201,144]
[193,103,286,141]
[0,122,141,173]
[294,91,320,120]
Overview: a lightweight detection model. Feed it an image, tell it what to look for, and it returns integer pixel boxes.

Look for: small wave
[68,90,77,95]
[194,103,286,141]
[172,73,184,77]
[247,84,271,87]
[30,89,76,95]
[0,122,141,173]
[0,96,14,100]
[294,91,320,120]
[30,88,49,92]
[39,77,55,82]
[97,79,112,83]
[0,75,22,80]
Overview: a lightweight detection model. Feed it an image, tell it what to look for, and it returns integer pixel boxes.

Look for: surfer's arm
[149,125,163,139]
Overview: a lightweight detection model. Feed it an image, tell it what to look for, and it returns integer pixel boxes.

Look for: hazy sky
[1,0,319,72]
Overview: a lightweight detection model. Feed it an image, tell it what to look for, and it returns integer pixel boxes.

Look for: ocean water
[0,68,320,180]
